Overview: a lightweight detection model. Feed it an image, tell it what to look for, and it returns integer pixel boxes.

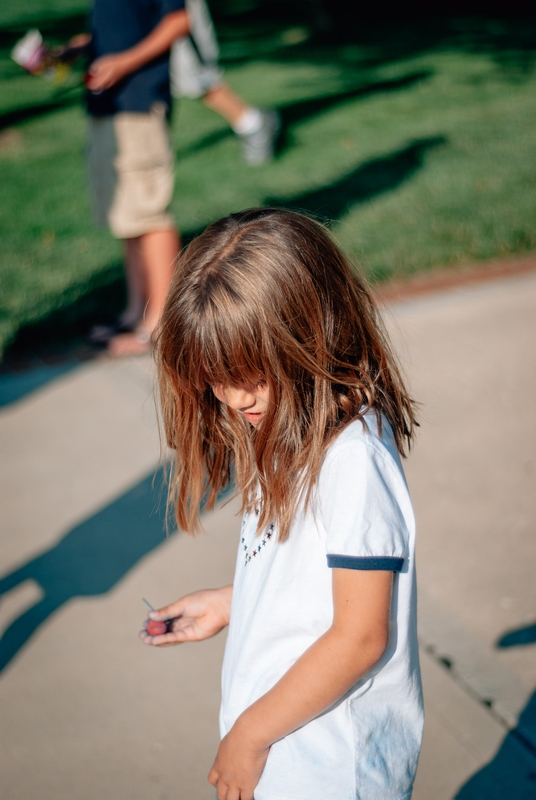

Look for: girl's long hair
[156,208,416,541]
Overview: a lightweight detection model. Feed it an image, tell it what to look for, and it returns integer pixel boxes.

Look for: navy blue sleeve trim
[327,555,404,572]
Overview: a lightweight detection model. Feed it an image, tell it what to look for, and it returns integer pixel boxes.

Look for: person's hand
[208,718,270,800]
[86,53,133,92]
[139,586,233,647]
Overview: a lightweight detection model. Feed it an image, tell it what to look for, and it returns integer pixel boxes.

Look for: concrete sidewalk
[1,270,535,799]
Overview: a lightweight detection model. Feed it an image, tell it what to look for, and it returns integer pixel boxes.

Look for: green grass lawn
[1,4,536,356]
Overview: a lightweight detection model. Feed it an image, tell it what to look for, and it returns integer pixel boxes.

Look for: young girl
[141,208,423,800]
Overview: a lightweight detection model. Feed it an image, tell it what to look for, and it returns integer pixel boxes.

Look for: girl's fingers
[139,626,194,646]
[148,600,183,621]
[207,765,218,787]
[207,767,254,800]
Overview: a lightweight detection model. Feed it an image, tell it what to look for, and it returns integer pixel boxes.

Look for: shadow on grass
[280,70,432,125]
[0,12,87,132]
[174,69,432,160]
[0,13,89,47]
[266,136,446,221]
[0,261,125,405]
[213,6,536,77]
[0,466,233,673]
[1,135,444,398]
[3,260,125,353]
[3,3,535,380]
[0,91,82,132]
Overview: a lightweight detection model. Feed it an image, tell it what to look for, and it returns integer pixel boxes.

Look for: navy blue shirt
[87,0,185,116]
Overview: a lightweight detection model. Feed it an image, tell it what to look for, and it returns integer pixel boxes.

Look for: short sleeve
[318,440,412,573]
[161,0,185,15]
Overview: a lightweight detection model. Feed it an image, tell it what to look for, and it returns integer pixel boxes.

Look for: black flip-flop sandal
[87,319,136,346]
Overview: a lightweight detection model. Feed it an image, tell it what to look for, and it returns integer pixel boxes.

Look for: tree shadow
[265,136,447,221]
[215,6,536,76]
[0,467,233,673]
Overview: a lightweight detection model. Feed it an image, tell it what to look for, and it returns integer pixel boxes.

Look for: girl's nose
[224,387,255,410]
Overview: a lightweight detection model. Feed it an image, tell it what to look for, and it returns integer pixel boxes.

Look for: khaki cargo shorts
[88,103,175,239]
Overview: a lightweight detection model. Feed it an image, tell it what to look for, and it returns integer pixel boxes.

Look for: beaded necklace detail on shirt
[241,513,275,566]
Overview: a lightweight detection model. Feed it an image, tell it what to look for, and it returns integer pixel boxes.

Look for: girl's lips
[243,411,263,423]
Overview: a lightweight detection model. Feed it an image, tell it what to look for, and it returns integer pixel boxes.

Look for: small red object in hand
[146,619,173,636]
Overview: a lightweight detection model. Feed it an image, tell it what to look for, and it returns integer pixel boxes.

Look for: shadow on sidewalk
[0,467,232,674]
[455,626,536,799]
[0,361,82,408]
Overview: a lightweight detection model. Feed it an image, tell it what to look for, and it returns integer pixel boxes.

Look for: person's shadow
[265,136,446,222]
[0,468,232,673]
[454,623,536,799]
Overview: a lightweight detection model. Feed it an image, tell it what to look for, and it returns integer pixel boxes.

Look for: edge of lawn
[3,251,535,372]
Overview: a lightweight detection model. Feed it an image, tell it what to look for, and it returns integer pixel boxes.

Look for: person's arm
[208,568,392,800]
[86,9,189,93]
[52,33,92,62]
[139,584,233,646]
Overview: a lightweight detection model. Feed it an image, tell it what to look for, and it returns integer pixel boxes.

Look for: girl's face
[211,381,270,426]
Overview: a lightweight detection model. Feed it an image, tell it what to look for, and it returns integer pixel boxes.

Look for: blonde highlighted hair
[156,208,416,541]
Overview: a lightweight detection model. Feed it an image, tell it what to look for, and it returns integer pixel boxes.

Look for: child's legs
[91,106,179,353]
[202,84,251,128]
[108,228,179,356]
[87,115,117,229]
[137,228,180,333]
[122,237,146,327]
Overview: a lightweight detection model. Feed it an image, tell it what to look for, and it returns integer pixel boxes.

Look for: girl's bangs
[182,314,268,394]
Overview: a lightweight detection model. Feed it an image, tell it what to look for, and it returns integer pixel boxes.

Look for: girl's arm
[208,568,392,800]
[139,585,232,646]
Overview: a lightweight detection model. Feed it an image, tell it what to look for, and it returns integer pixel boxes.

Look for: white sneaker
[238,110,281,165]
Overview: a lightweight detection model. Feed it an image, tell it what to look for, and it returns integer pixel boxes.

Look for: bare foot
[107,328,152,357]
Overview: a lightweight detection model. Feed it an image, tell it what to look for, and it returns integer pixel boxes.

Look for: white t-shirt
[220,413,423,800]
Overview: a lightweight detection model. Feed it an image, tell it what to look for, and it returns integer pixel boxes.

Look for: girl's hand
[139,586,232,646]
[208,720,270,800]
